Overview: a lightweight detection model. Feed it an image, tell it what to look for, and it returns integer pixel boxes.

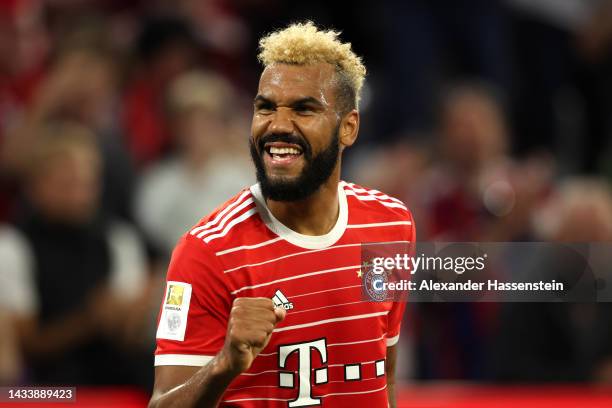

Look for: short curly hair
[258,21,366,113]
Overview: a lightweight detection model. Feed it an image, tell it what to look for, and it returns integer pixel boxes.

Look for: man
[135,70,253,257]
[150,21,415,407]
[0,121,149,385]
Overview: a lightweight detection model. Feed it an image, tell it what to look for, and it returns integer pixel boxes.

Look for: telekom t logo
[278,338,328,407]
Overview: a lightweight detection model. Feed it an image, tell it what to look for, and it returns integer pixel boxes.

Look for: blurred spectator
[507,0,612,173]
[492,178,612,382]
[0,122,151,386]
[0,0,50,221]
[122,17,199,167]
[135,70,253,256]
[421,83,511,241]
[408,83,554,380]
[374,0,511,139]
[3,42,136,221]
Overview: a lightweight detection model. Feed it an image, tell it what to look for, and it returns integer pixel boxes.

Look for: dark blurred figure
[122,17,199,167]
[409,83,553,380]
[374,0,510,139]
[3,39,137,222]
[0,122,152,387]
[0,0,50,222]
[507,0,612,173]
[421,83,552,242]
[491,178,612,382]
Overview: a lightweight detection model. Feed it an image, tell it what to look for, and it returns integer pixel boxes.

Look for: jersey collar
[250,181,348,249]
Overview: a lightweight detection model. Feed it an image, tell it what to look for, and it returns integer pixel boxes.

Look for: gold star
[356,269,363,278]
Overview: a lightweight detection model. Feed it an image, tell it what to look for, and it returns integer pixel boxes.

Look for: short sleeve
[0,226,38,315]
[386,210,416,346]
[154,234,232,366]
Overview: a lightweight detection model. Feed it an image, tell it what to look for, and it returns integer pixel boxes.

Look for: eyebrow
[253,95,325,109]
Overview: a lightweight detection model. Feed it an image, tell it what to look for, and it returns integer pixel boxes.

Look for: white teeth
[269,146,300,155]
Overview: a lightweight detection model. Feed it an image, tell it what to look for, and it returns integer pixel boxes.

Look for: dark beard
[249,125,340,202]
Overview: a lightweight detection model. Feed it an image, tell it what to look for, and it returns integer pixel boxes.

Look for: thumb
[274,306,287,323]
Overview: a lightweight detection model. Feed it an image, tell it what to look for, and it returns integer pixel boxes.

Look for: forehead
[257,62,337,103]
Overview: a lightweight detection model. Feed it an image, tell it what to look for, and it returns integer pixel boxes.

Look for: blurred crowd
[1,0,612,392]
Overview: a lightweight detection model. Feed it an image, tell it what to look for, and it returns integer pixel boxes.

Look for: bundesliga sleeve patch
[156,281,192,341]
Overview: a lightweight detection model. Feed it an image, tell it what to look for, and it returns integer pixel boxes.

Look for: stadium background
[1,0,612,406]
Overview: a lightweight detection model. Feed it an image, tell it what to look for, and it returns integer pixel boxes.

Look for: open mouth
[264,142,304,164]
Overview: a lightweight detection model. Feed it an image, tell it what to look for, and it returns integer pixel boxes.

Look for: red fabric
[155,182,415,406]
[122,79,170,167]
[397,385,612,408]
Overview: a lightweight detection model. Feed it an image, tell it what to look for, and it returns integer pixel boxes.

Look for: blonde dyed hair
[258,21,366,111]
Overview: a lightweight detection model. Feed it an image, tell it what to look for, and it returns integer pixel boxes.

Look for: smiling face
[250,62,352,201]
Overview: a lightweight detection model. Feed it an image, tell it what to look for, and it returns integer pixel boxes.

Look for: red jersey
[155,181,415,407]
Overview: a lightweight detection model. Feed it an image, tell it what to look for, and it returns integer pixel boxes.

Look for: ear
[339,110,359,149]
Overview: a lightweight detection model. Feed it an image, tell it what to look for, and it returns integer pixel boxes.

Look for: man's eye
[255,104,274,113]
[295,106,314,114]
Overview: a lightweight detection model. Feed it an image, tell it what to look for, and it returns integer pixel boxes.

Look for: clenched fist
[218,297,286,375]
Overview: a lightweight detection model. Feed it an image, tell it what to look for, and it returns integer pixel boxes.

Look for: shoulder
[342,181,412,218]
[341,181,415,232]
[183,186,261,253]
[165,189,259,292]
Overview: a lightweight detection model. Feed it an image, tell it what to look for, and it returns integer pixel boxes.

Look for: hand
[218,297,286,375]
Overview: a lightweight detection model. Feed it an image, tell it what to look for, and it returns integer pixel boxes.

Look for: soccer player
[149,22,415,408]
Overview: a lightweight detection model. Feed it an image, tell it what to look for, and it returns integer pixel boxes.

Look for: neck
[266,169,341,236]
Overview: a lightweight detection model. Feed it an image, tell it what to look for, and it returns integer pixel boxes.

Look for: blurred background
[1,0,612,406]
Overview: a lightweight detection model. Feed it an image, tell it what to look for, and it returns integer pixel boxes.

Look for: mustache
[257,133,311,156]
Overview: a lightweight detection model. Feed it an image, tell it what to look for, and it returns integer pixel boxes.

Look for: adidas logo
[272,289,294,310]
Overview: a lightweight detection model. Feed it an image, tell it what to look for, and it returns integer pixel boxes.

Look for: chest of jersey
[219,240,392,407]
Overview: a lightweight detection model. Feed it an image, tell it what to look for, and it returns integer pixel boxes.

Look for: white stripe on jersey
[273,311,389,333]
[154,354,214,366]
[204,208,258,243]
[345,182,405,204]
[215,237,283,256]
[327,360,377,368]
[223,240,410,274]
[228,374,382,392]
[326,377,379,384]
[347,221,411,229]
[239,369,288,377]
[289,284,363,299]
[344,190,408,210]
[223,242,363,273]
[256,351,278,357]
[196,197,254,238]
[386,334,400,346]
[223,397,291,403]
[223,384,387,402]
[289,300,367,315]
[230,265,360,295]
[189,190,251,236]
[252,335,388,358]
[328,334,386,348]
[318,383,387,398]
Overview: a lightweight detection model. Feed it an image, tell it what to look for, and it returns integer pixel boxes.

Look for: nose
[267,107,295,135]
